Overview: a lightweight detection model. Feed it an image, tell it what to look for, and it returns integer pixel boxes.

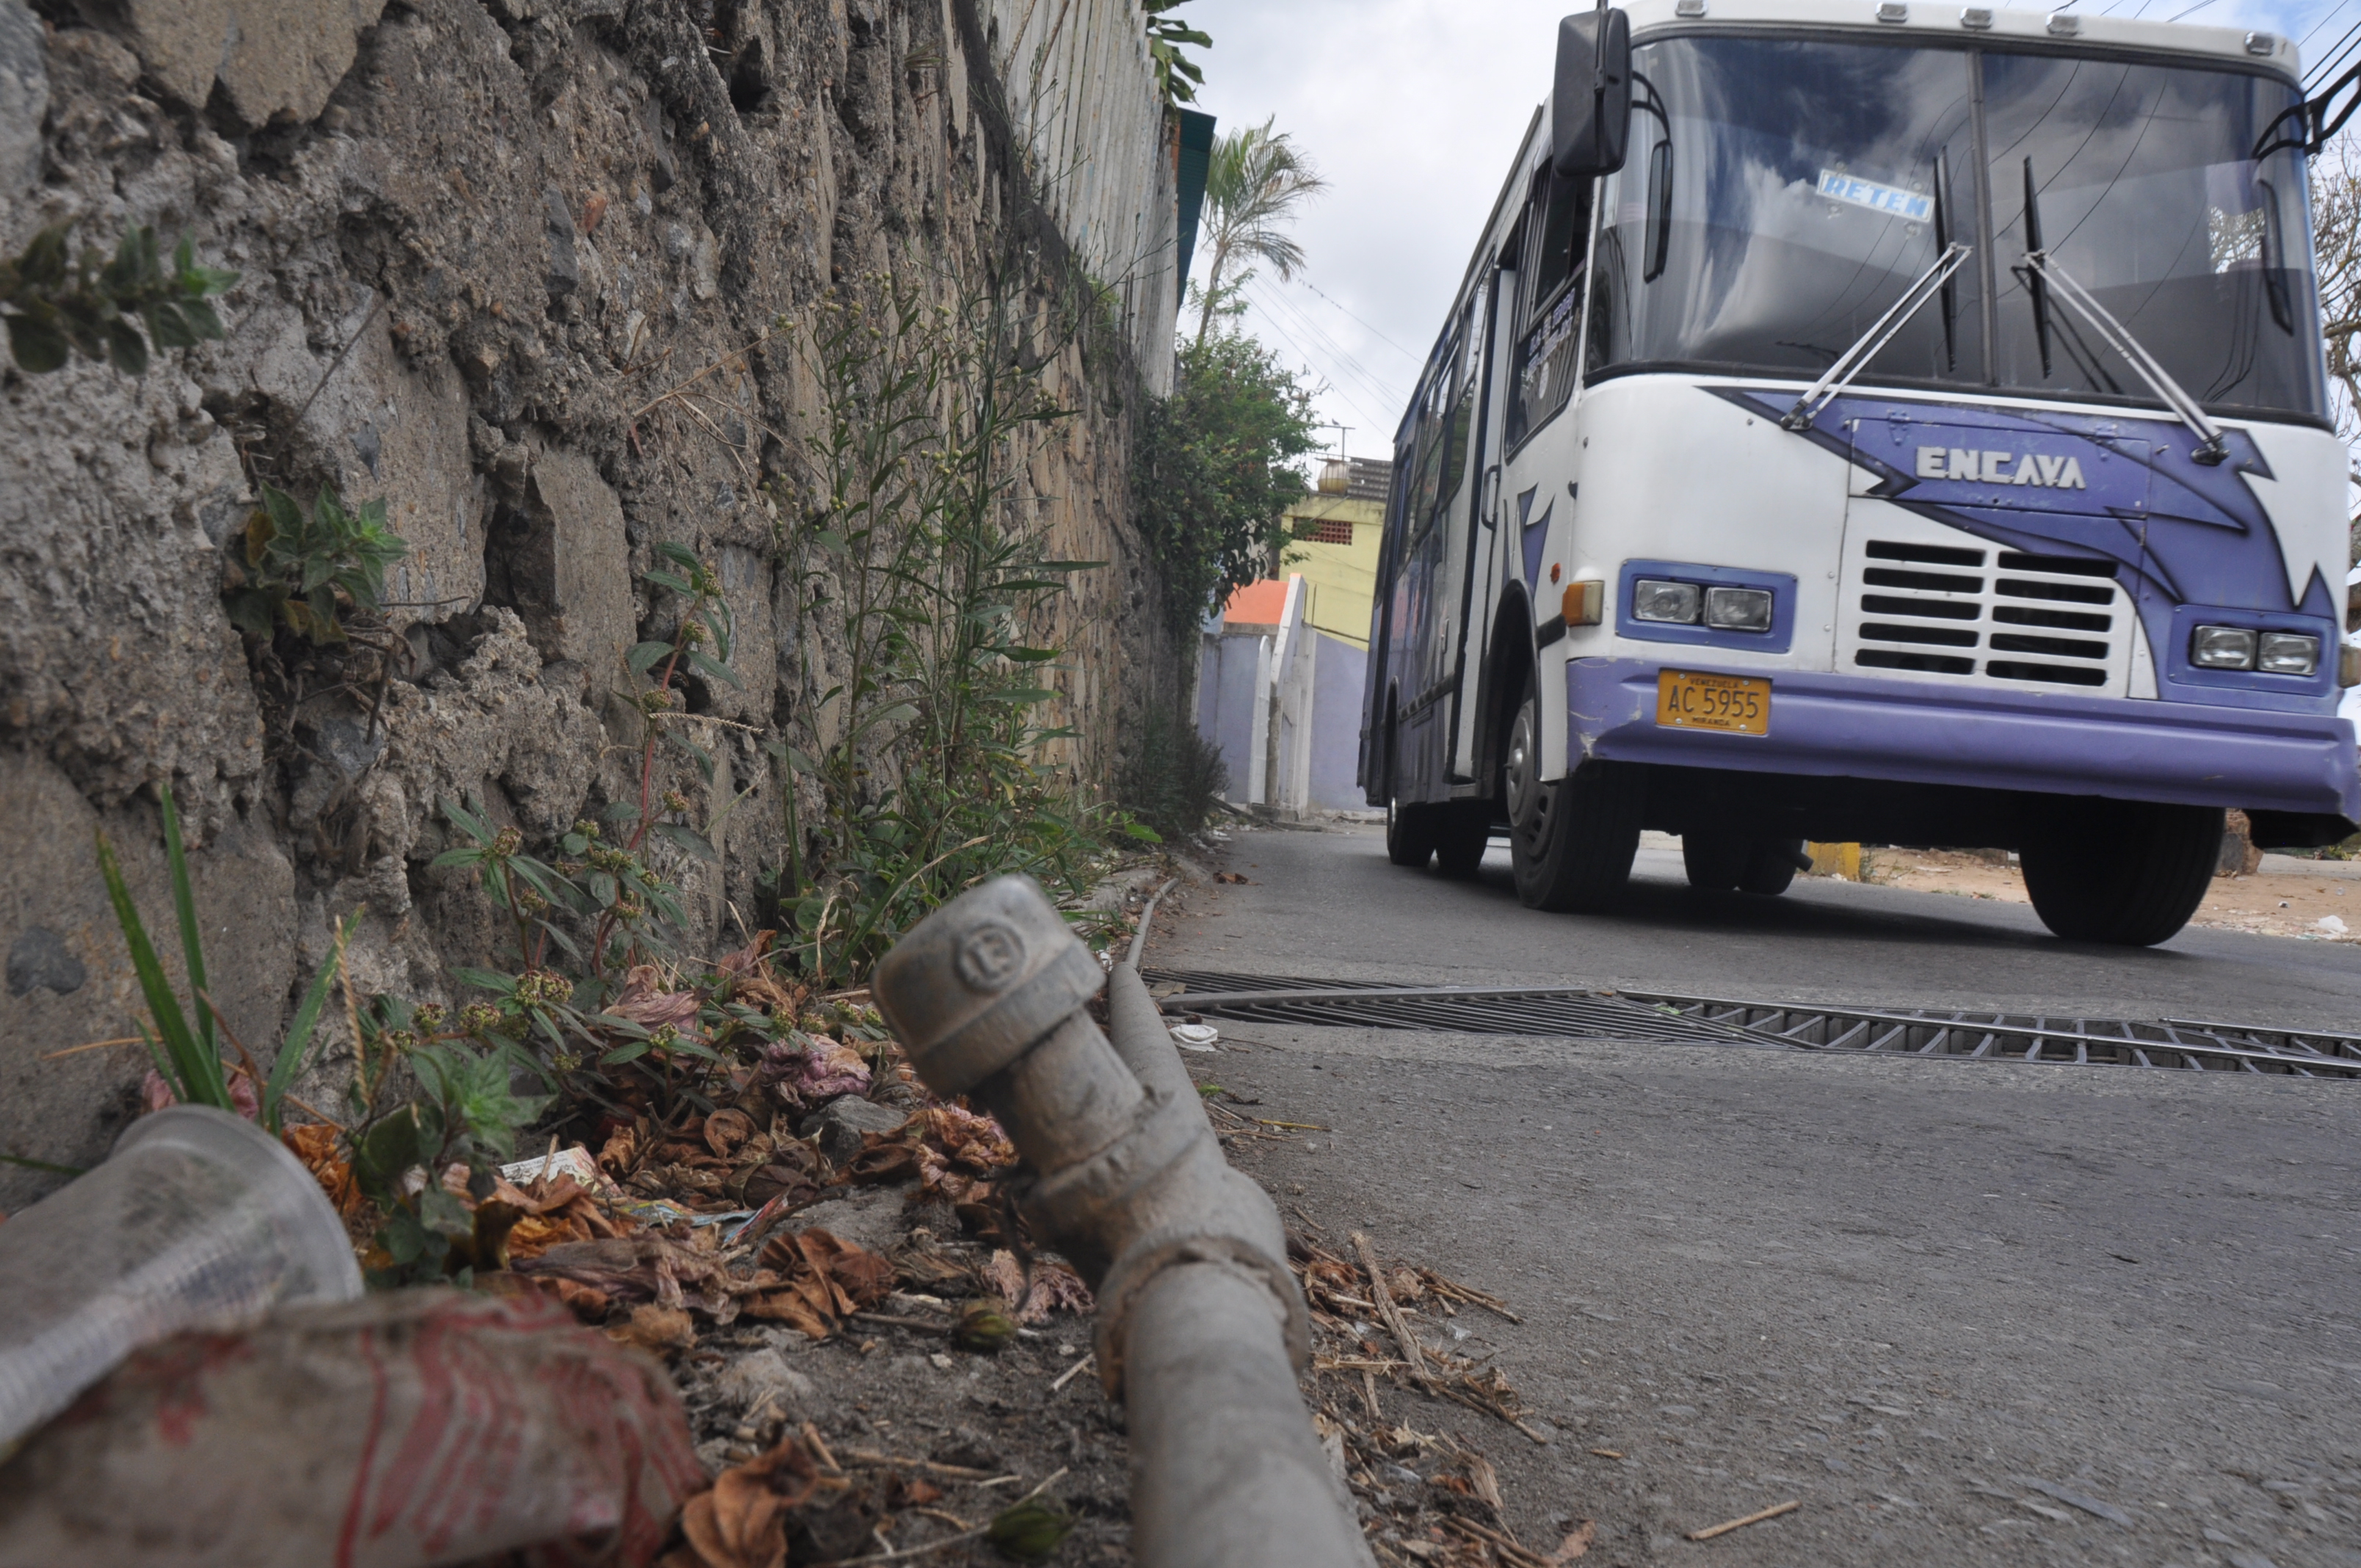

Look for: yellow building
[1272,457,1392,649]
[1200,457,1394,814]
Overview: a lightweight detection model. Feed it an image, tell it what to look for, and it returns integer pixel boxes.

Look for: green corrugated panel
[1175,108,1216,297]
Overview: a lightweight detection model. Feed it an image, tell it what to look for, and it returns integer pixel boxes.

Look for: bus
[1362,0,2361,945]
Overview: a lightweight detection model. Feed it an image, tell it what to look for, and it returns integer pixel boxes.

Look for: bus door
[1397,322,1477,792]
[1448,258,1517,783]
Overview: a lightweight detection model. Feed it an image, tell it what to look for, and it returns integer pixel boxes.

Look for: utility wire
[1287,277,1426,366]
[1235,297,1396,434]
[2301,0,2351,47]
[2309,22,2361,90]
[1247,275,1405,402]
[1243,277,1408,419]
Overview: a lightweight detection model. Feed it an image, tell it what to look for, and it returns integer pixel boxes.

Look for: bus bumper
[1568,658,2361,821]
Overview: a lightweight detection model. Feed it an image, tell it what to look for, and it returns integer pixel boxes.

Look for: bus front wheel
[2020,798,2222,946]
[1504,693,1642,912]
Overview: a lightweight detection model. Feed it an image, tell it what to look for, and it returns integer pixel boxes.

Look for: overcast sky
[1180,0,2357,460]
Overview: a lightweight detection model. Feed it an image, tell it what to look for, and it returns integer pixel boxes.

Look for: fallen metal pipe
[874,877,1370,1568]
[1104,959,1206,1133]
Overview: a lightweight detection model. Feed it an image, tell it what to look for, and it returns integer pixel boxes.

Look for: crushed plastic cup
[0,1104,363,1456]
[1169,1023,1220,1052]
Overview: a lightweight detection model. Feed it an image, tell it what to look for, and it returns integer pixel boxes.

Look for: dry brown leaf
[977,1251,1097,1325]
[612,1303,696,1354]
[1545,1520,1597,1564]
[747,1227,897,1337]
[1463,1452,1504,1514]
[675,1438,820,1568]
[599,1122,642,1179]
[703,1108,758,1160]
[918,1105,1016,1172]
[280,1123,366,1216]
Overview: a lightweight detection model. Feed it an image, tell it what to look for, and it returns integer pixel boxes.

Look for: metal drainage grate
[1146,971,2361,1080]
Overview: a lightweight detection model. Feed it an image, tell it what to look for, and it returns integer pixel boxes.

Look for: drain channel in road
[1145,970,2361,1080]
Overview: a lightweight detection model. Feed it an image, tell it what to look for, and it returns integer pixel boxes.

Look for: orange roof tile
[1221,578,1290,627]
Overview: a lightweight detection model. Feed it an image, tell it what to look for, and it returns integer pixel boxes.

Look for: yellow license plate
[1655,669,1771,736]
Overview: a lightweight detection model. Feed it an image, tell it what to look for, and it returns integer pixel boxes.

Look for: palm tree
[1193,119,1327,348]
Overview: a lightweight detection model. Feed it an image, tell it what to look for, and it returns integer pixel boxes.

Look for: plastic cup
[0,1105,363,1455]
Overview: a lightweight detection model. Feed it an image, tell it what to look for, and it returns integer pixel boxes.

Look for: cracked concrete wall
[0,0,1186,1205]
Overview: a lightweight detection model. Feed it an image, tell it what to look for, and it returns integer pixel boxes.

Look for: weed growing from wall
[774,273,1136,982]
[221,483,409,645]
[0,222,236,375]
[94,784,356,1133]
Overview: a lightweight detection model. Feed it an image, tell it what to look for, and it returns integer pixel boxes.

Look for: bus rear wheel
[1682,832,1747,891]
[1386,796,1439,868]
[1683,833,1805,896]
[1435,802,1492,879]
[1504,692,1642,912]
[2020,798,2222,946]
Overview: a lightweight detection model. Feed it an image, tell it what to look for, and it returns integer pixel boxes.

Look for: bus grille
[1837,528,2134,694]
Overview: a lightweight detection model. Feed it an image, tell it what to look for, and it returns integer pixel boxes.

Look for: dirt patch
[1856,848,2360,944]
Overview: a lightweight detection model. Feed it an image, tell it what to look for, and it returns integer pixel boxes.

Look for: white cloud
[1180,0,2349,457]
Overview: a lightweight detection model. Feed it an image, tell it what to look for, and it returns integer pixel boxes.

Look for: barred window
[1293,517,1354,545]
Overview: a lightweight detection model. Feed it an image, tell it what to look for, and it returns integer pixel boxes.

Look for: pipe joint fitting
[873,876,1109,1096]
[1020,1083,1202,1238]
[1089,1186,1310,1398]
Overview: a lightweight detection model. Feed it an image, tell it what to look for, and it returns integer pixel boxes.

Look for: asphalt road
[1151,824,2361,1567]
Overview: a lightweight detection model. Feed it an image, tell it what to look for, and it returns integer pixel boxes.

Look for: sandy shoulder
[1852,846,2360,943]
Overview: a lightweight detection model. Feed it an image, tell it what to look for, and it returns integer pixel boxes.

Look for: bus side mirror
[1551,9,1632,177]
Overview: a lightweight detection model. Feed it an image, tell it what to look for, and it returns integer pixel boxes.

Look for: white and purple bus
[1363,0,2361,945]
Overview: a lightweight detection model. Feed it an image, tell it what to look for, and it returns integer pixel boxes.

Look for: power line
[1243,277,1409,418]
[2309,21,2361,90]
[1235,297,1396,434]
[1250,290,1407,418]
[1247,275,1405,399]
[2301,0,2351,47]
[1286,278,1426,366]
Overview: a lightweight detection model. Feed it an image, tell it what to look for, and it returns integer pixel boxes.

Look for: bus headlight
[2190,625,2257,669]
[1703,585,1774,632]
[1633,579,1702,624]
[2257,631,2321,675]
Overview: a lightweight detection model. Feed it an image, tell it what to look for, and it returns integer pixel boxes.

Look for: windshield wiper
[2021,249,2230,465]
[1780,242,1973,432]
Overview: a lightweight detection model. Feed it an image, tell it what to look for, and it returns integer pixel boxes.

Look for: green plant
[1190,119,1326,347]
[0,222,237,375]
[1143,0,1211,106]
[344,1026,550,1285]
[772,275,1127,983]
[222,483,409,644]
[95,783,357,1133]
[1118,705,1228,842]
[1133,330,1320,633]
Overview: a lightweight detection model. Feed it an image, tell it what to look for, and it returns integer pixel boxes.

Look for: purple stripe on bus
[1565,658,2361,819]
[1708,388,2345,700]
[1521,499,1552,595]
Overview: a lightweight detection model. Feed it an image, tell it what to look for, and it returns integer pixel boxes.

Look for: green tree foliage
[1144,0,1211,106]
[1133,330,1321,634]
[0,222,236,375]
[1192,119,1327,347]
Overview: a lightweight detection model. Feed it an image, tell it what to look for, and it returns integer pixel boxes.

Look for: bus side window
[1506,171,1591,448]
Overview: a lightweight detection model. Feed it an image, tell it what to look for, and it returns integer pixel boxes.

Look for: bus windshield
[1584,35,2325,421]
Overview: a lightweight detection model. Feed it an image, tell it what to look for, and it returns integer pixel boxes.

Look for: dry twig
[1686,1499,1800,1542]
[1353,1231,1438,1393]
